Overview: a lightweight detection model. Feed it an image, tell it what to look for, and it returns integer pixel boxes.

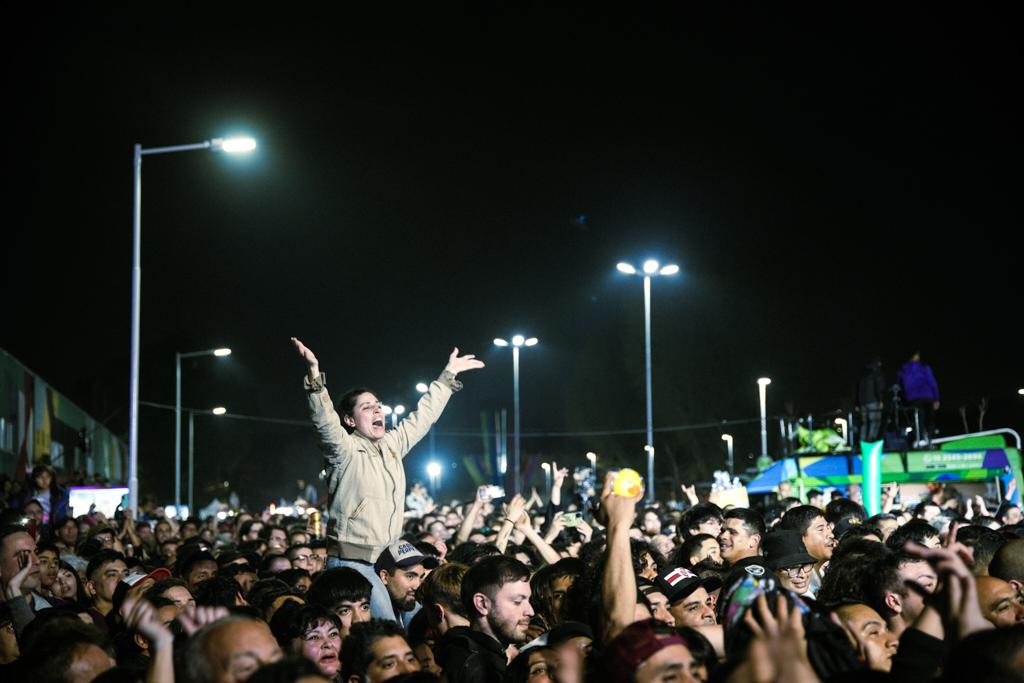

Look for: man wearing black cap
[375,540,438,627]
[762,529,817,597]
[656,566,720,628]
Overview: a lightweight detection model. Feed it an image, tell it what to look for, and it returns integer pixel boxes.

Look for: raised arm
[456,487,487,545]
[495,495,527,553]
[293,337,353,463]
[601,472,641,642]
[514,510,562,566]
[292,336,320,382]
[383,347,485,457]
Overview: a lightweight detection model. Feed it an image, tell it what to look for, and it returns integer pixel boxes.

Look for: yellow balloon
[613,468,644,497]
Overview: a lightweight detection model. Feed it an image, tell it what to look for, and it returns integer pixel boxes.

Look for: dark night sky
[6,6,1022,507]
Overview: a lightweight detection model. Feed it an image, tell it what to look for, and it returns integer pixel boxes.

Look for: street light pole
[721,434,734,477]
[642,273,654,503]
[758,378,772,459]
[616,259,679,503]
[188,406,226,517]
[175,347,231,518]
[494,335,538,495]
[128,136,255,517]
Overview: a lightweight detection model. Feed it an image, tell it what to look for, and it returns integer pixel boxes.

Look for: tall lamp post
[176,348,231,518]
[494,334,538,495]
[188,406,227,516]
[757,378,772,460]
[616,259,679,503]
[129,135,255,517]
[586,451,597,480]
[721,434,734,477]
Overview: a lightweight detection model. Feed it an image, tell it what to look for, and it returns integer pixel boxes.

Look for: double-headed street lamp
[494,334,538,495]
[616,259,679,503]
[176,347,231,517]
[129,135,256,516]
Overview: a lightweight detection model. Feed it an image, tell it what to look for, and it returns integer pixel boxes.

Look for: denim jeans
[326,556,397,622]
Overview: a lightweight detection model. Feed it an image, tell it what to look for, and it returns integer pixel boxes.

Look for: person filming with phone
[291,337,484,621]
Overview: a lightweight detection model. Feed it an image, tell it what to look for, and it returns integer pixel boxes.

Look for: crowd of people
[0,340,1020,682]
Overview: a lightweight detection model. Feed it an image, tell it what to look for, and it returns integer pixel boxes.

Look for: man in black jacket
[438,555,533,683]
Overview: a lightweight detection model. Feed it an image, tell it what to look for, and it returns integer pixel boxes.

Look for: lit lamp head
[758,377,772,387]
[382,405,393,416]
[213,348,232,357]
[212,407,227,416]
[394,405,406,416]
[416,382,429,393]
[211,136,257,153]
[426,462,441,478]
[721,434,732,445]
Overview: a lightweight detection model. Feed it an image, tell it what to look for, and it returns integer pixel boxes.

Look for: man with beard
[655,567,720,628]
[375,541,438,627]
[439,555,533,682]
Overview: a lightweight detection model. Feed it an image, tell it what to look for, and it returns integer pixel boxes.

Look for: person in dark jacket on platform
[897,350,940,444]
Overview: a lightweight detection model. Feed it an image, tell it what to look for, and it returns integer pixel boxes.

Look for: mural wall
[0,348,125,482]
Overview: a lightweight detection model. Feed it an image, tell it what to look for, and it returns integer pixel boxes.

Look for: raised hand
[124,596,174,647]
[291,337,320,378]
[602,472,642,529]
[505,495,528,524]
[744,594,817,683]
[552,462,569,489]
[680,483,699,506]
[576,518,594,543]
[444,348,485,377]
[3,555,32,600]
[177,605,230,637]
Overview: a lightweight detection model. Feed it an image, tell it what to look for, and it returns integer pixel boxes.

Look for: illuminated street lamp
[721,434,734,477]
[392,405,406,429]
[175,347,231,517]
[541,462,551,495]
[494,334,539,494]
[129,135,255,517]
[616,258,679,503]
[586,451,597,479]
[426,461,442,495]
[757,378,772,459]
[188,406,227,516]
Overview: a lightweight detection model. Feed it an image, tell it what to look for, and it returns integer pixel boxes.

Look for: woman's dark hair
[54,559,90,607]
[275,567,312,591]
[269,601,341,649]
[505,543,541,570]
[529,558,583,630]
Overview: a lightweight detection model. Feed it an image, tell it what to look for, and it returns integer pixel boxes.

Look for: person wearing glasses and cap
[762,530,818,597]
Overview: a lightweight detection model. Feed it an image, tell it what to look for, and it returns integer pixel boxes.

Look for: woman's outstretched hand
[291,337,320,380]
[445,347,485,377]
